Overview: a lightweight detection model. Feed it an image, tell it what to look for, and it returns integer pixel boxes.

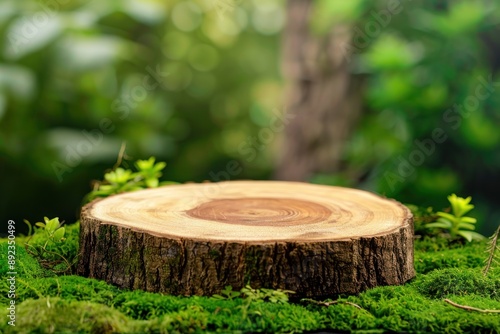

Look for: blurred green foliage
[311,0,500,234]
[1,0,499,235]
[0,0,284,230]
[84,156,177,202]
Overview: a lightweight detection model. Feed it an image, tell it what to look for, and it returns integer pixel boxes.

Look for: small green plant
[24,217,76,274]
[212,286,241,300]
[212,285,294,304]
[425,194,484,242]
[85,157,177,202]
[240,285,295,304]
[483,225,500,276]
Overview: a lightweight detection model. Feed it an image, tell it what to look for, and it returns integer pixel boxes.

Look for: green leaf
[425,221,451,229]
[152,162,167,172]
[35,222,46,228]
[436,212,457,223]
[457,230,473,242]
[45,218,60,234]
[448,194,474,217]
[364,35,422,71]
[437,217,454,226]
[5,16,63,60]
[457,230,485,242]
[56,35,126,72]
[53,227,65,242]
[121,0,167,25]
[211,294,225,300]
[97,185,115,192]
[433,2,485,37]
[104,168,134,184]
[0,65,35,99]
[457,222,476,231]
[460,216,477,224]
[145,178,159,188]
[136,157,155,171]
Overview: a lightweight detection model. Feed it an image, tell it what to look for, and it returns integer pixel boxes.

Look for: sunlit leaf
[56,35,125,72]
[457,222,475,231]
[5,15,63,59]
[436,212,456,223]
[364,35,423,70]
[458,230,485,242]
[460,216,477,224]
[122,0,167,25]
[0,65,35,99]
[53,227,65,241]
[45,218,60,234]
[425,221,451,229]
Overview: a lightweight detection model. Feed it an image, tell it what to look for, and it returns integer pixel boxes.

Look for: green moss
[414,239,485,274]
[1,275,120,306]
[0,242,52,305]
[137,306,210,333]
[0,242,47,279]
[7,222,81,276]
[414,267,500,299]
[1,277,500,333]
[1,233,499,333]
[414,235,466,252]
[0,298,130,334]
[349,284,500,333]
[319,302,377,332]
[113,290,189,319]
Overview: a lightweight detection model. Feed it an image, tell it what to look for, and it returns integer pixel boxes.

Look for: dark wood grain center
[186,197,333,226]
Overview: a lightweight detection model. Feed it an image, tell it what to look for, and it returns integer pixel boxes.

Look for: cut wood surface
[78,181,415,297]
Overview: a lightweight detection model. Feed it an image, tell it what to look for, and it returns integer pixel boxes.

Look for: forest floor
[1,222,499,333]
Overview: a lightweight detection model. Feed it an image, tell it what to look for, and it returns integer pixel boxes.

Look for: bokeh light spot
[251,3,284,35]
[172,1,202,32]
[162,32,191,60]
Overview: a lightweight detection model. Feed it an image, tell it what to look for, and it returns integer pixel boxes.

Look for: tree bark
[78,181,415,298]
[276,0,363,181]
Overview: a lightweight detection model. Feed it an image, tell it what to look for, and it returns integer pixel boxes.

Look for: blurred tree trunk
[275,0,363,181]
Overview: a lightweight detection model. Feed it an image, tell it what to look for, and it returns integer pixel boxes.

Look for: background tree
[276,0,363,181]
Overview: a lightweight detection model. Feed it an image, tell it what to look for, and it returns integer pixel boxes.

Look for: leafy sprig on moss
[483,225,500,276]
[85,157,177,203]
[425,194,484,242]
[24,217,76,274]
[212,285,294,304]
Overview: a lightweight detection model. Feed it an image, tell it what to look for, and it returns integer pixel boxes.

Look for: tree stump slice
[78,181,415,298]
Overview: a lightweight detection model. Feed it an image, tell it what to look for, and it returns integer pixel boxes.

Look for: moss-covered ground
[1,223,499,333]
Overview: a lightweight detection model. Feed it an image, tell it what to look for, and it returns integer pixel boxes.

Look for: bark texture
[276,0,364,180]
[78,181,415,298]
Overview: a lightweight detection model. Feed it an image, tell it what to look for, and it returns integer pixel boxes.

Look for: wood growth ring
[186,198,332,226]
